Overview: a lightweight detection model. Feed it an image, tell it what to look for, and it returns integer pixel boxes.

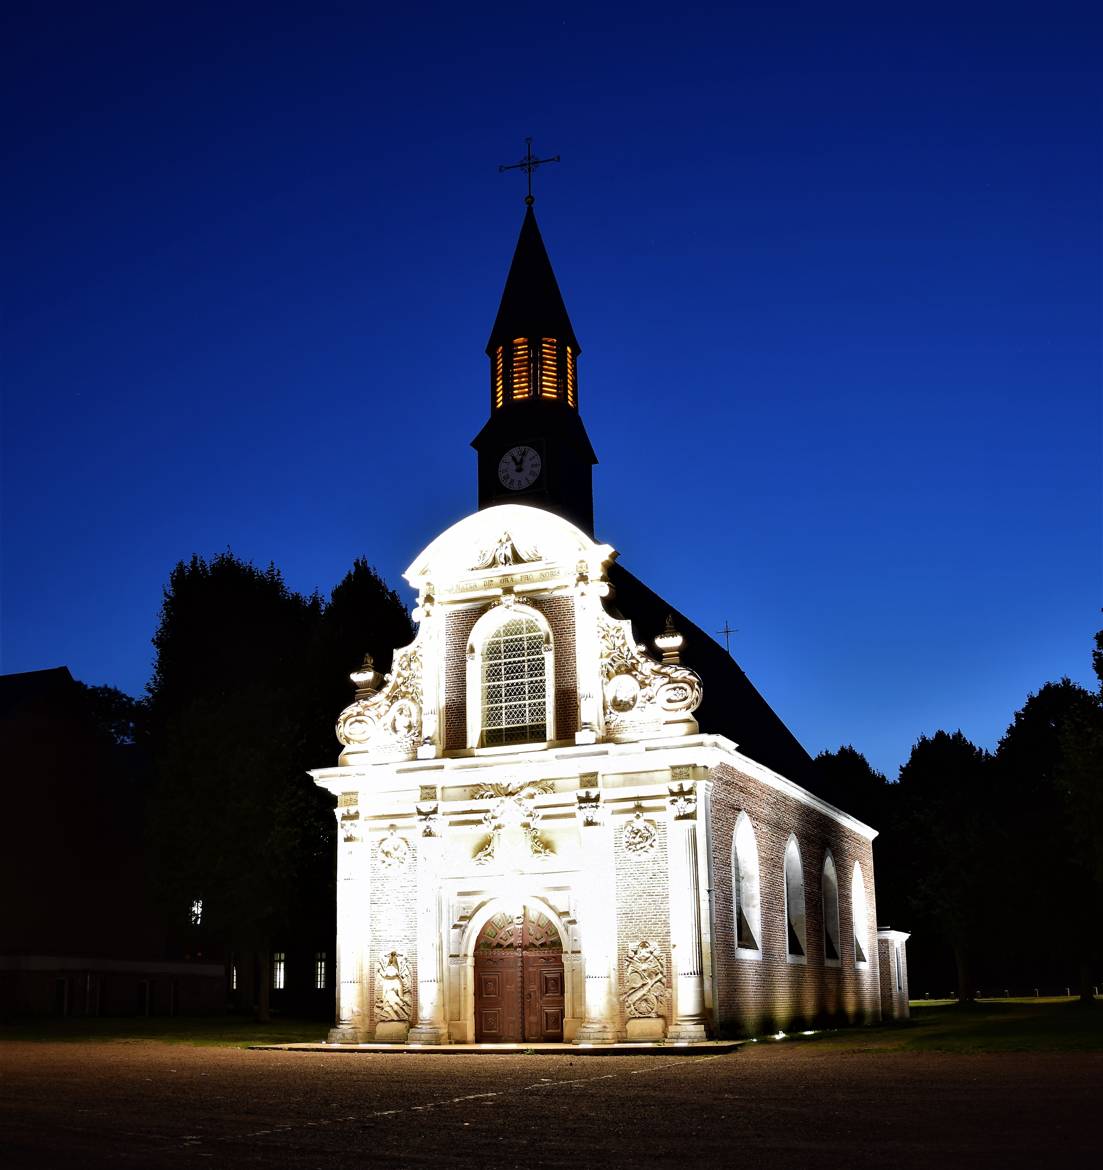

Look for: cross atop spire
[499,137,560,205]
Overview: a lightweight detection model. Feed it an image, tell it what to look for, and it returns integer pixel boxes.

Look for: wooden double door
[474,909,565,1042]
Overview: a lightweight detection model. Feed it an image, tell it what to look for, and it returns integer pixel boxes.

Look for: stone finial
[654,615,684,666]
[349,652,384,698]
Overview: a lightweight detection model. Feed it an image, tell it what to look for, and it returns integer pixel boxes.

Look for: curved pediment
[404,504,615,596]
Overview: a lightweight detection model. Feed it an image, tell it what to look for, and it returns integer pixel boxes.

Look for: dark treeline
[812,629,1103,1003]
[86,550,1100,1014]
[85,551,413,1019]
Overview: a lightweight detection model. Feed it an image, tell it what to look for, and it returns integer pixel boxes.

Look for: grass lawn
[783,998,1103,1054]
[0,1015,328,1048]
[4,1000,1101,1053]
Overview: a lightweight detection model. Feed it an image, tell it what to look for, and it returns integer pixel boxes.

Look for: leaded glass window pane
[481,616,547,746]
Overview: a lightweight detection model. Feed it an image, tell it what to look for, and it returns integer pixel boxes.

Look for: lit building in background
[311,198,908,1044]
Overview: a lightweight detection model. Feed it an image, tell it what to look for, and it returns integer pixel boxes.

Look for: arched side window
[466,604,554,749]
[731,812,761,959]
[851,861,869,967]
[784,835,807,962]
[822,852,841,965]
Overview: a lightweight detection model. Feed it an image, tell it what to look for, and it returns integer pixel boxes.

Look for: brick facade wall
[443,608,482,751]
[368,833,418,1032]
[613,815,671,1033]
[709,763,881,1035]
[529,595,578,742]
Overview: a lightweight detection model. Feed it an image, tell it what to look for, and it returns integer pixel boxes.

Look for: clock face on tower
[498,445,542,491]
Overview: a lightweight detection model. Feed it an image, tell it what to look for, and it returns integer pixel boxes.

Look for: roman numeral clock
[498,444,543,492]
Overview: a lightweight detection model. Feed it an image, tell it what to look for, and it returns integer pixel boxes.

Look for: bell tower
[472,199,597,535]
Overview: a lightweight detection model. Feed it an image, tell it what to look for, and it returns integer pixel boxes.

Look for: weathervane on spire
[499,137,560,205]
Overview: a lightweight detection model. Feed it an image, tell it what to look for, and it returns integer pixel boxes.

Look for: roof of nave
[606,563,815,786]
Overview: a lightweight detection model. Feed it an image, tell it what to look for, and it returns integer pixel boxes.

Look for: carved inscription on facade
[624,940,666,1018]
[375,951,412,1021]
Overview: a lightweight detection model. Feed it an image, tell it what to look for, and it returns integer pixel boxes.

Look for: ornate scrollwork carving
[623,808,658,855]
[336,640,424,762]
[596,612,702,741]
[338,808,361,843]
[375,951,412,1022]
[471,531,541,570]
[416,802,440,838]
[472,780,555,865]
[667,783,697,821]
[624,940,666,1018]
[377,827,411,869]
[576,789,603,828]
[474,780,554,801]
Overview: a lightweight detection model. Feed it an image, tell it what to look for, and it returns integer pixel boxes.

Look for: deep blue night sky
[3,1,1099,777]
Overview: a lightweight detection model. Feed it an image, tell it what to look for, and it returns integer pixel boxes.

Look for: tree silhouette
[995,676,1102,1002]
[145,551,412,1019]
[897,730,993,1003]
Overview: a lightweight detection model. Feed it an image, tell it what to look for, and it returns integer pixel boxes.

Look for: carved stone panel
[378,828,412,870]
[623,809,658,856]
[596,611,702,741]
[624,940,666,1018]
[375,951,412,1022]
[472,780,555,865]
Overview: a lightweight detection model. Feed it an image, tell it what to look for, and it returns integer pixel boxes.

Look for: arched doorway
[474,908,564,1042]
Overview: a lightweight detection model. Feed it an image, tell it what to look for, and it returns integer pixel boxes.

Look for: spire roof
[486,205,580,356]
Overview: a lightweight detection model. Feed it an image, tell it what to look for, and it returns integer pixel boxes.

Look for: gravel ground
[1,1040,1098,1168]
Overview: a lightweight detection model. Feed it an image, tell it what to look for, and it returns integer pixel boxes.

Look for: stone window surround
[465,601,556,750]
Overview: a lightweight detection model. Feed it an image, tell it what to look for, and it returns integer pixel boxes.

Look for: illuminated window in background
[510,338,531,399]
[315,952,327,990]
[822,853,841,962]
[231,965,237,991]
[540,338,559,399]
[481,614,547,746]
[493,346,504,409]
[895,944,903,991]
[565,345,576,407]
[272,951,286,990]
[852,862,869,965]
[731,812,761,953]
[784,836,807,959]
[190,899,203,927]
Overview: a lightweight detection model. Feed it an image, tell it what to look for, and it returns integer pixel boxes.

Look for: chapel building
[311,200,910,1044]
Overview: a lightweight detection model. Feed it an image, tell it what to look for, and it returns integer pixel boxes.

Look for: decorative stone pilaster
[408,813,448,1043]
[573,570,610,743]
[573,785,619,1043]
[413,588,441,759]
[329,796,370,1043]
[666,781,707,1040]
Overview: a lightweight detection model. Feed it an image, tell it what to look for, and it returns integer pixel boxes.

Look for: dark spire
[486,205,580,357]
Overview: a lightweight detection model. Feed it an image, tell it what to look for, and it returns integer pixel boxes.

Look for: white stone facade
[312,504,905,1042]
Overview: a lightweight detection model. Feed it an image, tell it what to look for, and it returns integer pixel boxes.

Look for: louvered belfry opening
[490,337,578,411]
